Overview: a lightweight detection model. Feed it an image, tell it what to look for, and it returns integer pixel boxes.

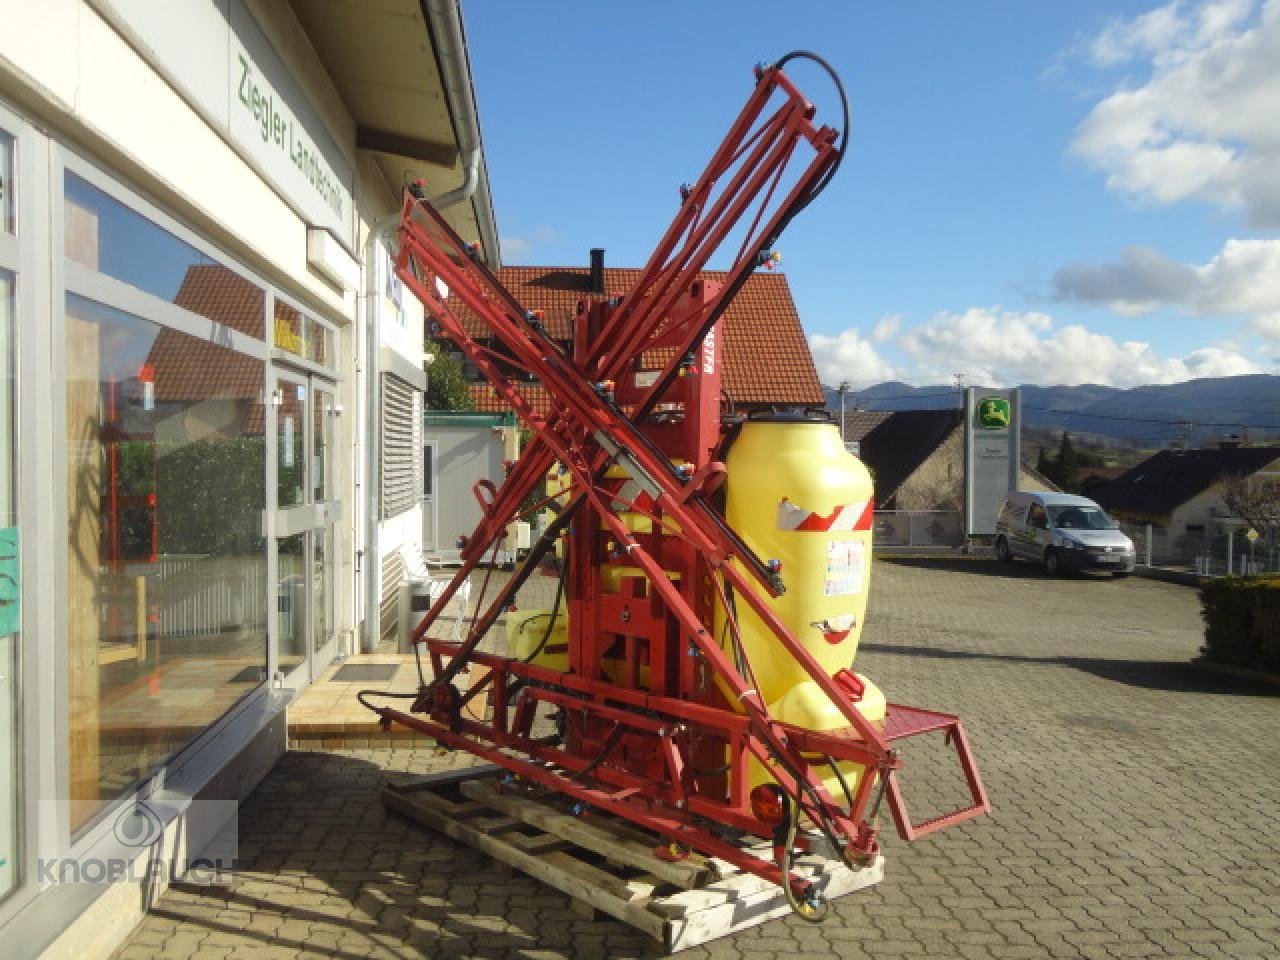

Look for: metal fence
[146,554,269,638]
[1118,523,1280,576]
[873,510,965,548]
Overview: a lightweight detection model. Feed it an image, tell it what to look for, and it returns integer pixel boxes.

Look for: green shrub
[1199,576,1280,671]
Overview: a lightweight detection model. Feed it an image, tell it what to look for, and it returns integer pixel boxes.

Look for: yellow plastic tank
[508,609,569,672]
[716,413,887,796]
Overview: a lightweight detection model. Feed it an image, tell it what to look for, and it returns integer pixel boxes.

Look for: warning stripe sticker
[777,498,874,532]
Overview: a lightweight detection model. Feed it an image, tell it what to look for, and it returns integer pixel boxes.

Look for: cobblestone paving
[112,559,1280,959]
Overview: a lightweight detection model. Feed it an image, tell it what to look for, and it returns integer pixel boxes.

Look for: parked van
[995,491,1136,577]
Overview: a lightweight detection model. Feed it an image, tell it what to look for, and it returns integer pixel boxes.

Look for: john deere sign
[965,387,1020,536]
[977,396,1011,430]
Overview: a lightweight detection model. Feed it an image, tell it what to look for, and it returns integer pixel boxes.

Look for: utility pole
[837,380,850,443]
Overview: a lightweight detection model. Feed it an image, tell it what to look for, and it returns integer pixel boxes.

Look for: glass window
[65,293,267,834]
[316,324,335,369]
[0,131,12,234]
[313,387,334,503]
[276,377,306,508]
[0,270,16,899]
[276,534,306,675]
[64,173,266,339]
[273,300,308,358]
[273,299,336,370]
[312,529,329,655]
[1048,505,1118,531]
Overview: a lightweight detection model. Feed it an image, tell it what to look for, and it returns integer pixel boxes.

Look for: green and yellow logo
[977,396,1011,430]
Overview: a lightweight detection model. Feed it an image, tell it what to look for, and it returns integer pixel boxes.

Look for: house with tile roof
[1093,445,1280,548]
[444,261,825,415]
[143,265,268,440]
[841,408,1055,511]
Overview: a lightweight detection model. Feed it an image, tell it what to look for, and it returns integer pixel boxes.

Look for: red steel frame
[370,61,989,902]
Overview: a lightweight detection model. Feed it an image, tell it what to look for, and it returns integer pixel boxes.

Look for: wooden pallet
[382,766,883,953]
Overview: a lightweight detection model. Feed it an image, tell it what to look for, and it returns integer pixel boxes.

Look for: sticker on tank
[824,539,864,596]
[776,497,874,532]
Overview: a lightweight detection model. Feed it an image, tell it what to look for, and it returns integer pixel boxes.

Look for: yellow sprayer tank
[718,412,887,793]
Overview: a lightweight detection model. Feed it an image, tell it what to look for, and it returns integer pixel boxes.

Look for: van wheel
[995,537,1013,563]
[1043,548,1061,576]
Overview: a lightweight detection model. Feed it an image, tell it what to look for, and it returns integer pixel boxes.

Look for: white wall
[0,0,356,324]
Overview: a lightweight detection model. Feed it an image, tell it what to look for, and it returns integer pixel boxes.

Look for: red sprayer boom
[366,53,988,917]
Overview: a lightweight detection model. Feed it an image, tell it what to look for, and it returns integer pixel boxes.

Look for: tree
[1056,431,1079,480]
[1039,431,1108,492]
[1035,446,1053,481]
[1221,472,1280,535]
[424,342,473,411]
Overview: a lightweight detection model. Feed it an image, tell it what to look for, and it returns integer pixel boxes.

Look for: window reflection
[277,534,306,675]
[64,173,266,339]
[277,377,306,508]
[0,270,16,900]
[65,293,267,834]
[273,299,335,369]
[1,131,12,234]
[314,388,334,502]
[273,301,308,357]
[312,530,328,655]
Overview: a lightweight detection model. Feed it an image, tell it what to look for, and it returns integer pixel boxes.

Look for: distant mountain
[824,375,1280,449]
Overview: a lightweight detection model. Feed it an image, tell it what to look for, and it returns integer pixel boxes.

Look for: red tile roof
[147,266,266,406]
[467,382,554,418]
[448,267,823,407]
[173,264,266,340]
[143,265,267,434]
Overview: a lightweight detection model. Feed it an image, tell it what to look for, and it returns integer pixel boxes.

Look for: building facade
[0,1,497,955]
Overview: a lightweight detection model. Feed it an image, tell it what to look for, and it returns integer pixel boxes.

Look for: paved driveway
[113,559,1280,959]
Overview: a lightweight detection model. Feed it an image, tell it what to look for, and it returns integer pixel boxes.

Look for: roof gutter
[361,1,498,652]
[423,0,501,267]
[360,209,400,654]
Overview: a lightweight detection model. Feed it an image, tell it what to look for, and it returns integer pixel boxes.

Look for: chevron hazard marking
[776,498,874,532]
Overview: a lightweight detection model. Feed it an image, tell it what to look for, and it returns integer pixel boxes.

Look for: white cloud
[1072,0,1280,227]
[1088,0,1254,66]
[499,225,559,261]
[897,306,1262,387]
[807,329,897,387]
[1053,237,1280,334]
[870,313,903,343]
[1088,2,1191,66]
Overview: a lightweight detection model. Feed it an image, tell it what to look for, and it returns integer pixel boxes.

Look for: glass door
[421,440,437,554]
[311,383,336,668]
[1,116,20,901]
[270,368,338,683]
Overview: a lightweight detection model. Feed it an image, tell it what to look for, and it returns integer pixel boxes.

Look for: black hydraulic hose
[357,506,576,723]
[781,811,829,922]
[570,723,627,782]
[771,50,850,209]
[618,52,849,596]
[521,556,569,664]
[826,755,856,811]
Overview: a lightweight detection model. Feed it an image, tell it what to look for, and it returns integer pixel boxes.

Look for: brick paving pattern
[112,558,1280,959]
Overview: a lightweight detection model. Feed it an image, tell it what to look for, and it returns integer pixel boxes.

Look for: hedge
[1199,576,1280,672]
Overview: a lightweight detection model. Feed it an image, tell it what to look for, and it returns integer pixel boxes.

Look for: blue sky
[462,1,1280,390]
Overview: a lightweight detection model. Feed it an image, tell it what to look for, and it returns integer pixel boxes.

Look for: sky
[461,0,1280,392]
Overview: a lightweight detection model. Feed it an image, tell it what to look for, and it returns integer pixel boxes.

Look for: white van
[994,491,1136,577]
